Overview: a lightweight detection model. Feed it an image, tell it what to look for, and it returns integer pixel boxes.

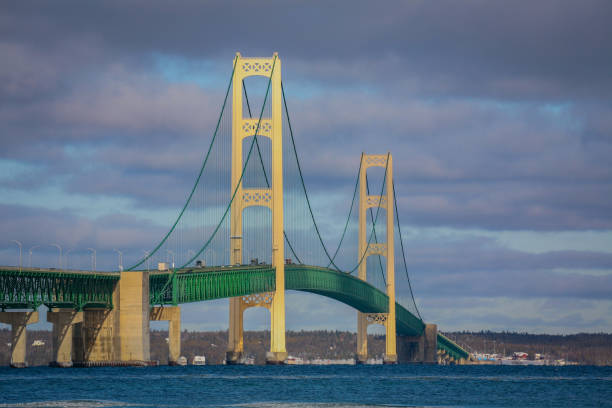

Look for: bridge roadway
[0,265,468,360]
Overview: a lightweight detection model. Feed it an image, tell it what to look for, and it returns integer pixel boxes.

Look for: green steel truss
[149,266,275,305]
[437,332,468,361]
[151,265,424,336]
[0,268,118,310]
[150,264,467,359]
[0,265,468,359]
[285,265,426,336]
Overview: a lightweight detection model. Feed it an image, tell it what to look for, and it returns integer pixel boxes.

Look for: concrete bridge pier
[225,297,244,365]
[72,270,153,366]
[0,311,39,368]
[398,324,438,364]
[355,312,368,364]
[47,309,83,367]
[119,270,151,363]
[72,280,120,365]
[73,308,119,364]
[150,306,181,365]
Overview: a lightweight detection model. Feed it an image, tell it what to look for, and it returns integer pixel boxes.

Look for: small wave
[228,403,436,408]
[0,400,145,408]
[393,375,612,382]
[194,374,357,380]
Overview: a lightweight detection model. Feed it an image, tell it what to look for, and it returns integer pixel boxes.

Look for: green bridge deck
[0,265,468,360]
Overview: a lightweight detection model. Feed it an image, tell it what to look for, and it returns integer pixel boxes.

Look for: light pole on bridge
[113,249,123,271]
[51,243,62,269]
[87,248,96,272]
[10,240,22,273]
[28,245,40,268]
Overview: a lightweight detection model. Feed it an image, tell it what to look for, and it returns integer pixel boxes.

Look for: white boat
[176,356,187,366]
[285,356,304,365]
[192,355,206,365]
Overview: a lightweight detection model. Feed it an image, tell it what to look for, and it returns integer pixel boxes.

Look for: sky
[1,1,611,336]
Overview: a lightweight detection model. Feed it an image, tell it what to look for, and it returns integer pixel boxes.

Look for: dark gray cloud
[401,235,612,302]
[1,1,611,333]
[3,0,612,99]
[0,203,168,270]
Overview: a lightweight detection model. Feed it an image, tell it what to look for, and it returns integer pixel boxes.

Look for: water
[0,365,610,407]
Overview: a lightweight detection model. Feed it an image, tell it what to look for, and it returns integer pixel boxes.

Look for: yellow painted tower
[356,153,397,364]
[227,53,287,364]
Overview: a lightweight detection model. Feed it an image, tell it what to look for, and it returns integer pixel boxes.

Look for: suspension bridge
[0,53,469,367]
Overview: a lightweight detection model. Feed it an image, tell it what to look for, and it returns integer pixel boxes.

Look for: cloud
[1,0,611,333]
[0,203,169,270]
[423,296,612,334]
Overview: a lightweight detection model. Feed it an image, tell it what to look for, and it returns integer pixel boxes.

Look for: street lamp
[142,250,151,272]
[28,245,40,268]
[87,248,96,272]
[167,250,175,269]
[11,240,22,272]
[113,249,123,271]
[51,243,62,269]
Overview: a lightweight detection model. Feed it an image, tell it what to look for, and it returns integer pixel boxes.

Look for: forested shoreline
[1,329,610,366]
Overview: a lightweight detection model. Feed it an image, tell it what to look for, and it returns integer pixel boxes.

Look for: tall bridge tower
[226,53,287,364]
[356,153,397,364]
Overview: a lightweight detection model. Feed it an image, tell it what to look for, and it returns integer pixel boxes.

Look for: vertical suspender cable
[392,180,422,320]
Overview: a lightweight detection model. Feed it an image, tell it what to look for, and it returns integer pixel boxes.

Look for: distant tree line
[0,329,610,366]
[443,331,612,366]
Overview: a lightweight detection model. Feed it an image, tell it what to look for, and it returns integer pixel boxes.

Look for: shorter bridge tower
[226,52,287,364]
[356,153,397,364]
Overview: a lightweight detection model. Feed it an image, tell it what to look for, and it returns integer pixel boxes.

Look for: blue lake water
[0,365,610,408]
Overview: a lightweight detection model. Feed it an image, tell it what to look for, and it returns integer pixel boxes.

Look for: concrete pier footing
[72,270,153,366]
[76,308,120,362]
[355,353,368,364]
[150,306,181,364]
[0,311,39,368]
[265,351,288,365]
[423,324,438,363]
[47,309,83,367]
[225,351,244,365]
[119,271,150,363]
[383,354,398,364]
[398,324,438,364]
[225,351,245,365]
